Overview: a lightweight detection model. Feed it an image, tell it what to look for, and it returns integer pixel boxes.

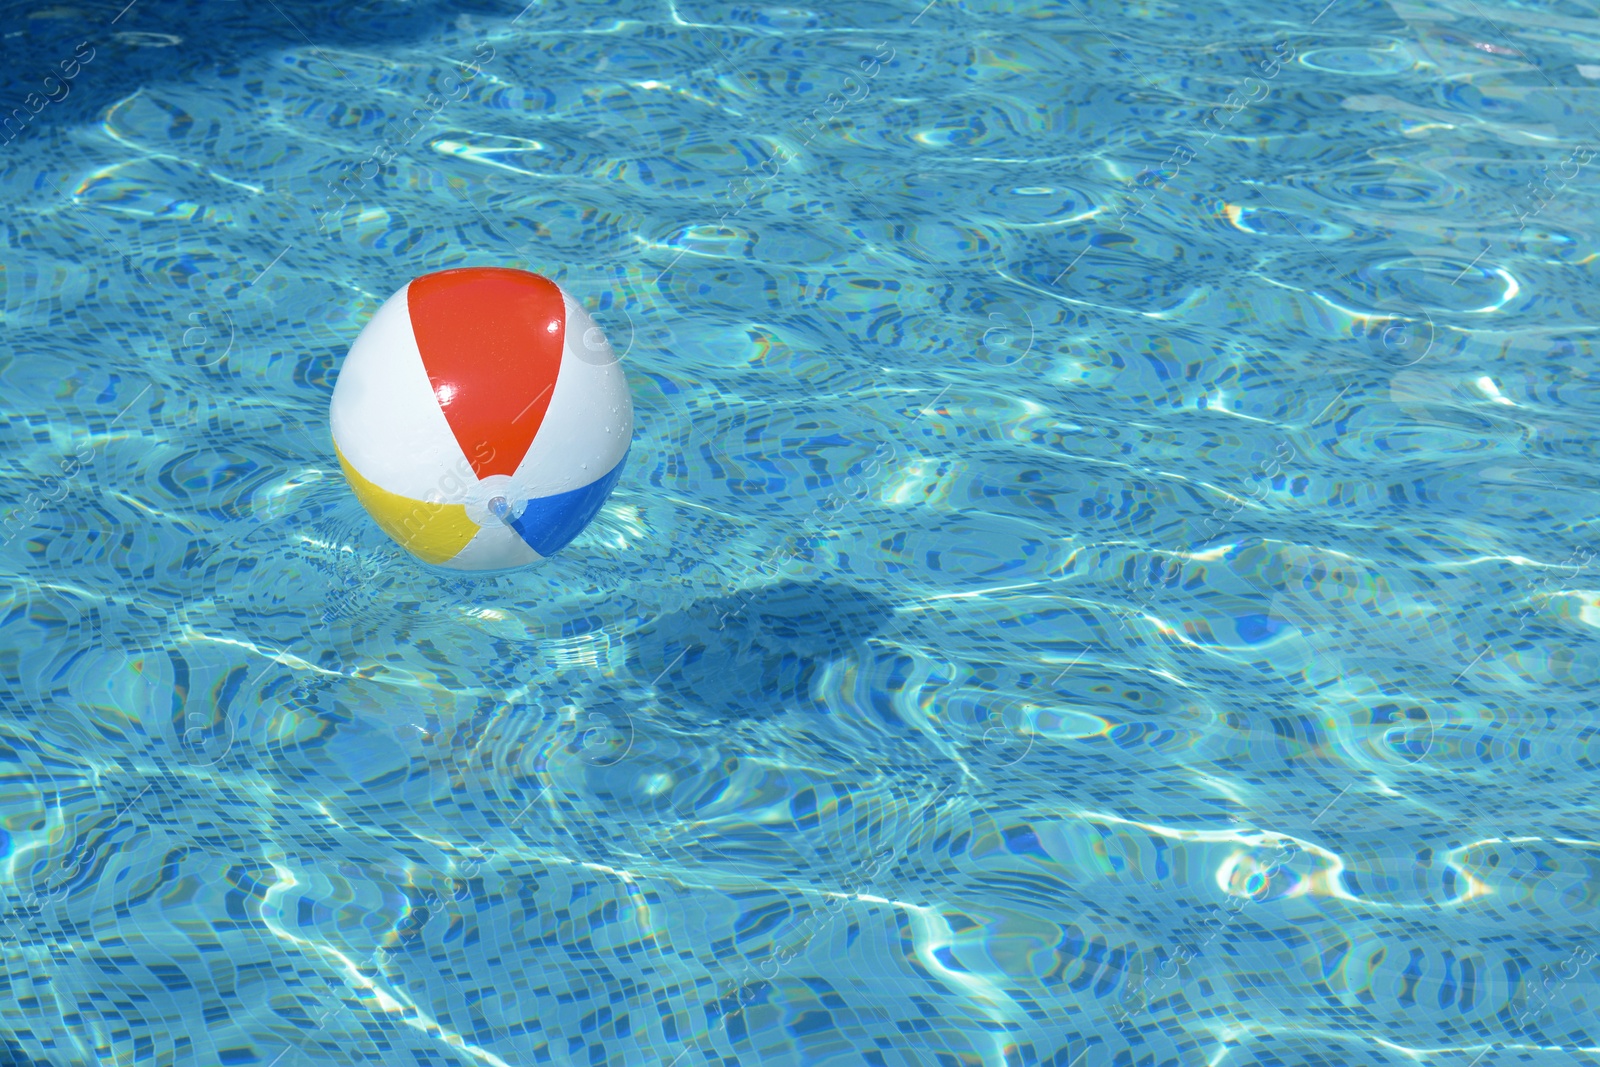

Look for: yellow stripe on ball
[334,443,480,565]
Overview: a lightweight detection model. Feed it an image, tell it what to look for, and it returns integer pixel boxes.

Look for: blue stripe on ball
[508,449,629,557]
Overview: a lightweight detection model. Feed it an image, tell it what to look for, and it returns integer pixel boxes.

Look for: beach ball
[330,267,632,571]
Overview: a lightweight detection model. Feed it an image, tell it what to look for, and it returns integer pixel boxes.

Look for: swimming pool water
[2,0,1599,1064]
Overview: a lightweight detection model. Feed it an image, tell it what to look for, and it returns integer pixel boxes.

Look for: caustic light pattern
[329,267,633,570]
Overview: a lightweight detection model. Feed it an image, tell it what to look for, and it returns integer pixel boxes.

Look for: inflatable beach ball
[330,268,632,571]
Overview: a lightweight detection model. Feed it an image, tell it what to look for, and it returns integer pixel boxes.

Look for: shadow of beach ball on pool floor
[626,580,894,723]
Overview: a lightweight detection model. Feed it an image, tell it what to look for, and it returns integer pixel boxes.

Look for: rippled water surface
[3,0,1599,1064]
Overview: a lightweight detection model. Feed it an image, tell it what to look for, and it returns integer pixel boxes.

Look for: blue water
[3,0,1599,1064]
